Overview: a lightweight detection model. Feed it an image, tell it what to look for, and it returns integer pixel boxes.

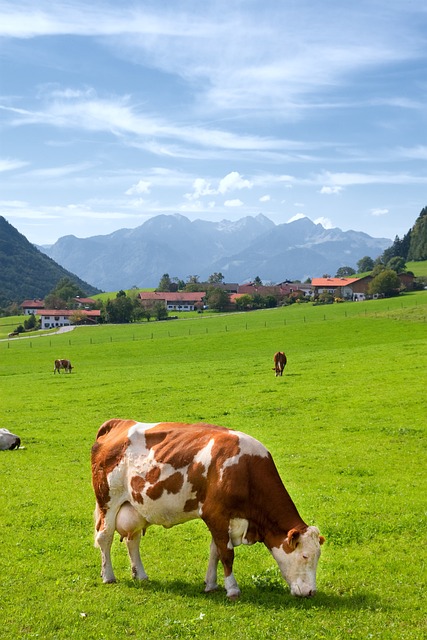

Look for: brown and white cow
[273,351,287,376]
[91,419,324,599]
[54,359,73,374]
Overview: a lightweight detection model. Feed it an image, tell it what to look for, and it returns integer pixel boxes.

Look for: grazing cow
[91,419,324,599]
[273,351,287,376]
[0,428,21,450]
[54,359,73,374]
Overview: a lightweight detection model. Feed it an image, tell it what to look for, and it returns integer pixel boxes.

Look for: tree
[253,276,262,286]
[208,272,224,284]
[386,256,406,273]
[382,230,412,264]
[24,313,37,331]
[187,275,200,284]
[153,301,168,321]
[234,294,253,311]
[371,263,385,278]
[52,277,85,302]
[69,310,90,325]
[336,266,356,277]
[44,293,67,309]
[407,206,427,260]
[368,270,401,297]
[357,256,374,273]
[106,294,134,323]
[157,274,172,292]
[205,287,229,311]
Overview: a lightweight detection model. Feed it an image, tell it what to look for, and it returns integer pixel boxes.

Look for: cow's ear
[319,535,325,545]
[286,528,301,551]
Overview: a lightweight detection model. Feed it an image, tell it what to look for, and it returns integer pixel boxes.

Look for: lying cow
[273,351,287,376]
[0,428,21,450]
[54,359,73,374]
[91,419,324,599]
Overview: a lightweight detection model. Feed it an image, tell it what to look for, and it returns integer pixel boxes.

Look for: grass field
[0,293,426,639]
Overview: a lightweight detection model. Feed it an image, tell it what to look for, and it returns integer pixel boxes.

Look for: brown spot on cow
[146,471,184,500]
[91,419,135,527]
[130,476,146,504]
[146,466,161,484]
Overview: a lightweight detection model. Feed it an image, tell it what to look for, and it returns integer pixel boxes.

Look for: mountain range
[39,214,391,290]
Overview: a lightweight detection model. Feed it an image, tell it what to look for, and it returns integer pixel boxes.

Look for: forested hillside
[0,217,100,307]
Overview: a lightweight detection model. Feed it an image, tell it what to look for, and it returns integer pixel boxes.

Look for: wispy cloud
[2,1,424,117]
[0,157,29,172]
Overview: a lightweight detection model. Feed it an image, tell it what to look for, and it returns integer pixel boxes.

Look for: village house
[38,309,101,330]
[73,296,97,308]
[138,291,206,311]
[311,277,361,300]
[21,299,45,315]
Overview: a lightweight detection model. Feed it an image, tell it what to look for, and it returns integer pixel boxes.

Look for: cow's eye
[302,554,308,560]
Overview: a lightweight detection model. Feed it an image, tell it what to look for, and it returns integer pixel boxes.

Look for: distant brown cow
[54,359,73,374]
[273,351,287,376]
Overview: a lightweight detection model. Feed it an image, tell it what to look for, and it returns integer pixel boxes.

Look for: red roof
[39,309,101,317]
[311,277,360,287]
[21,299,44,308]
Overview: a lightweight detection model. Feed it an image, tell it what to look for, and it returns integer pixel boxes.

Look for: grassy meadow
[0,293,426,639]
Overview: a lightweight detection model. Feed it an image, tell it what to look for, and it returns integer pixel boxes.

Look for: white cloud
[319,185,343,194]
[224,199,243,207]
[314,216,333,228]
[370,208,389,216]
[259,194,270,202]
[185,177,215,200]
[218,172,252,194]
[125,180,151,195]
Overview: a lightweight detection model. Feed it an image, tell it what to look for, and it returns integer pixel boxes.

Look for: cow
[54,359,73,374]
[91,419,324,600]
[273,351,287,376]
[0,428,21,450]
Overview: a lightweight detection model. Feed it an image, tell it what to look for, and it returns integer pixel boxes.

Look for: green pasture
[406,260,427,277]
[0,293,426,639]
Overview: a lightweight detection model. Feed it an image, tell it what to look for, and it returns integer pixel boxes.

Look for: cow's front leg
[125,532,148,581]
[215,538,241,600]
[204,538,220,593]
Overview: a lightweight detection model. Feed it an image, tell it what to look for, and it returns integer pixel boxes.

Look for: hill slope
[0,217,101,306]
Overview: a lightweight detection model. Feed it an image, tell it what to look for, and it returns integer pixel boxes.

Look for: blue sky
[1,0,426,245]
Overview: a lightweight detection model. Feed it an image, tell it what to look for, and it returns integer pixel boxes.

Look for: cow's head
[270,526,325,597]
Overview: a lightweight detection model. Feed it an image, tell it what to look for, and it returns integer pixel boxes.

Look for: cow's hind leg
[94,505,117,583]
[124,532,148,581]
[116,502,148,581]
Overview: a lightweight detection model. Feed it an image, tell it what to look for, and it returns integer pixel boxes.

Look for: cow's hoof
[103,577,117,584]
[227,592,241,601]
[204,583,219,594]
